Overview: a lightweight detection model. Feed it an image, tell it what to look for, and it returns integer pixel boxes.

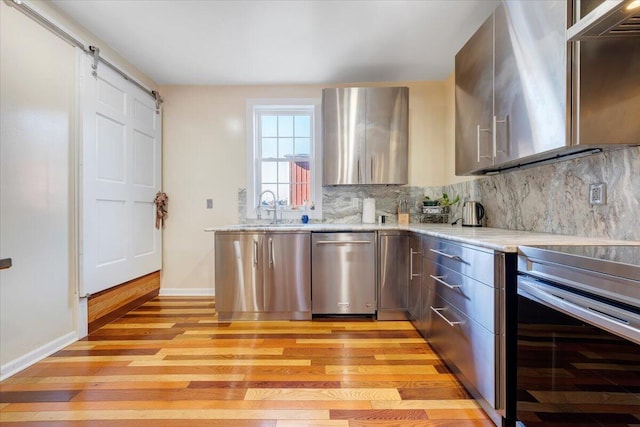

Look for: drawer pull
[430,248,463,262]
[430,306,463,327]
[430,275,461,290]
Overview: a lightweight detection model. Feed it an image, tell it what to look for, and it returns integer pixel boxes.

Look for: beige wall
[160,81,450,292]
[1,1,76,376]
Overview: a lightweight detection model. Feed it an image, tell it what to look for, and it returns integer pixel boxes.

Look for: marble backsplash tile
[238,146,638,240]
[444,146,640,241]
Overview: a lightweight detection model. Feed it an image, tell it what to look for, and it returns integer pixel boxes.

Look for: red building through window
[289,160,310,206]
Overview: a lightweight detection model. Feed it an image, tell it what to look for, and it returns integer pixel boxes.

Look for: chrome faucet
[256,190,278,224]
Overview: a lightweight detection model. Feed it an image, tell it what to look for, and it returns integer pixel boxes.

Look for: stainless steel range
[515,245,640,427]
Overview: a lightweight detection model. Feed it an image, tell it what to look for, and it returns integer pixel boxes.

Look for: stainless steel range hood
[568,0,640,40]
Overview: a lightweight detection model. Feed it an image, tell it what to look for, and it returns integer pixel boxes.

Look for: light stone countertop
[204,223,639,253]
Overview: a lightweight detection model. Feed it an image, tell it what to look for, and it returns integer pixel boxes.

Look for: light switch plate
[206,199,214,209]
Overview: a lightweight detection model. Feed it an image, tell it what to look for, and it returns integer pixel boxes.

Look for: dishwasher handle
[315,240,372,245]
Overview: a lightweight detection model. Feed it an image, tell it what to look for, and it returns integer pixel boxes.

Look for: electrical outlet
[206,199,214,209]
[589,183,606,205]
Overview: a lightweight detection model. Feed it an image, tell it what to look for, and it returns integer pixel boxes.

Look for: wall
[0,0,159,379]
[1,1,76,377]
[29,0,158,91]
[160,81,449,293]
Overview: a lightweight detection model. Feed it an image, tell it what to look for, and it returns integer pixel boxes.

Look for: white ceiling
[50,0,499,86]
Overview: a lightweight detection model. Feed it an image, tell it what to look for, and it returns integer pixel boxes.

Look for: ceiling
[50,0,499,86]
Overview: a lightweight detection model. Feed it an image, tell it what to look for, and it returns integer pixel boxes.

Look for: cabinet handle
[252,239,259,267]
[430,306,463,327]
[430,275,461,290]
[476,124,492,163]
[429,248,463,262]
[268,238,275,267]
[409,249,421,280]
[494,115,508,156]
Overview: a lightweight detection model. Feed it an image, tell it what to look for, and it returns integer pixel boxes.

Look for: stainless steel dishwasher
[311,232,376,315]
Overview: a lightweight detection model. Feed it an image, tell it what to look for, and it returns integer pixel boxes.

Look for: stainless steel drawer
[428,293,497,408]
[423,236,495,285]
[423,260,498,333]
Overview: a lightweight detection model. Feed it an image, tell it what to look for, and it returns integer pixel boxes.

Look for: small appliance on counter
[462,201,484,227]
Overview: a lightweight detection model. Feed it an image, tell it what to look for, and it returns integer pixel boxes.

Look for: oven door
[516,275,640,427]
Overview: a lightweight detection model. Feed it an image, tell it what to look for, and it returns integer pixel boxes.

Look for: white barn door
[81,57,162,296]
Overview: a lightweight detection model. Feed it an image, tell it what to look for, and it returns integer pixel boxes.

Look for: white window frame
[246,98,323,221]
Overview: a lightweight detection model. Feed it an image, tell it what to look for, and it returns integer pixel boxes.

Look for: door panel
[378,233,409,313]
[82,58,162,295]
[455,15,495,175]
[365,87,409,184]
[215,233,263,315]
[494,1,567,163]
[322,88,366,185]
[263,233,311,314]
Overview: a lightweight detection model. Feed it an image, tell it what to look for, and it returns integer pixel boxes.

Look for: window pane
[295,138,310,156]
[279,138,293,158]
[277,161,291,183]
[277,184,290,205]
[294,115,310,137]
[290,182,311,206]
[261,115,277,137]
[261,161,277,183]
[278,115,294,137]
[262,138,277,158]
[259,183,278,204]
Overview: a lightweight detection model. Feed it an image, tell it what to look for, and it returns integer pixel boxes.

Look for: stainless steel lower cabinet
[311,232,376,315]
[377,231,409,320]
[428,293,497,408]
[215,231,311,320]
[421,235,510,427]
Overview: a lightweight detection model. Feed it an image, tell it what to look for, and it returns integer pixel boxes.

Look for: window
[246,99,322,220]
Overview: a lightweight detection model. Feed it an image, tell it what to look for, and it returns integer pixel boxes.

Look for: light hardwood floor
[0,297,493,426]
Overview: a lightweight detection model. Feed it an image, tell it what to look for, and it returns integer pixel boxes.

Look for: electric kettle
[462,201,485,227]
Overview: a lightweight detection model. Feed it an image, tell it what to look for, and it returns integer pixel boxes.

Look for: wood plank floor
[0,297,493,426]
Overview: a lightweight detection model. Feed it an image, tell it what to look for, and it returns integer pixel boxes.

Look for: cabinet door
[494,1,567,164]
[322,88,366,185]
[263,232,311,314]
[455,15,494,175]
[378,233,409,316]
[215,233,264,315]
[365,87,409,184]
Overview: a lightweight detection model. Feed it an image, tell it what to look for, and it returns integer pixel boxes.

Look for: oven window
[517,294,640,426]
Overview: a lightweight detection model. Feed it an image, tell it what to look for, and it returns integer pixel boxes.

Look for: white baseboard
[0,331,78,381]
[159,288,215,297]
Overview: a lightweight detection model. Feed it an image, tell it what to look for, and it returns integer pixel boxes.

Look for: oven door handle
[518,277,640,345]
